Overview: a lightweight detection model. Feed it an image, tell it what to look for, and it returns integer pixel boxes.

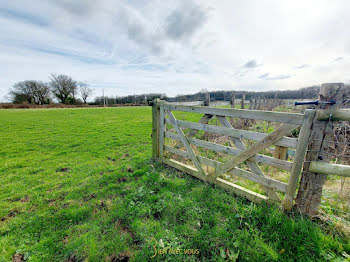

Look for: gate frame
[151,93,350,211]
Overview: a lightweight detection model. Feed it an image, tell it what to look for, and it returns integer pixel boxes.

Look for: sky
[1,0,350,102]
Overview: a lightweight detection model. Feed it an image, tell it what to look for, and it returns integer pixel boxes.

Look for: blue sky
[1,0,350,101]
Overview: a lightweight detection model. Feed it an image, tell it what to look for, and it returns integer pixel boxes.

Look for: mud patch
[20,196,30,203]
[96,201,108,212]
[62,203,69,208]
[117,251,131,262]
[62,235,69,245]
[65,254,77,262]
[57,167,69,172]
[117,177,128,183]
[1,209,19,222]
[8,197,21,202]
[47,199,56,206]
[12,253,25,262]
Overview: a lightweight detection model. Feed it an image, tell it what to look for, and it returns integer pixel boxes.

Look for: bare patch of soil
[20,196,30,202]
[117,177,128,183]
[12,254,25,262]
[65,254,77,262]
[62,235,69,244]
[1,209,19,222]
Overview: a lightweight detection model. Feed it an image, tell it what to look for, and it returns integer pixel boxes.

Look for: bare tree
[9,81,34,104]
[9,80,50,104]
[33,82,51,105]
[49,74,77,104]
[79,82,93,104]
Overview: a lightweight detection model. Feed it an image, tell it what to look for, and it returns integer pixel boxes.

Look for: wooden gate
[152,99,316,209]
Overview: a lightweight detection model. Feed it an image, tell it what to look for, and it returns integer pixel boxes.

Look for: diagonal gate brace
[216,116,282,201]
[217,123,299,177]
[165,109,207,180]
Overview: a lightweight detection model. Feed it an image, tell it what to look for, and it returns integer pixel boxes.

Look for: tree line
[9,74,93,105]
[91,93,168,106]
[91,86,320,106]
[9,75,322,106]
[170,86,320,102]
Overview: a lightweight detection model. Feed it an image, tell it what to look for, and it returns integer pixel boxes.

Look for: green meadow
[0,107,349,261]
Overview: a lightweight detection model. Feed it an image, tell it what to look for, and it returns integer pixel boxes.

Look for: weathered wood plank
[165,132,293,171]
[283,109,316,211]
[229,167,287,192]
[317,109,350,121]
[165,101,205,106]
[163,158,206,180]
[163,158,270,204]
[164,145,287,192]
[309,161,350,177]
[215,178,269,204]
[219,123,299,176]
[163,102,304,125]
[166,109,207,178]
[165,118,298,148]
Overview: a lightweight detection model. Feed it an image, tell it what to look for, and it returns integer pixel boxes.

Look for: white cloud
[1,0,350,102]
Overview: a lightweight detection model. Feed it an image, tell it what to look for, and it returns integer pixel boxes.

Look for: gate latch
[294,100,336,106]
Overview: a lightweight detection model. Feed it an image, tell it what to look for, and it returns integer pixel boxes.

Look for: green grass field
[0,107,349,261]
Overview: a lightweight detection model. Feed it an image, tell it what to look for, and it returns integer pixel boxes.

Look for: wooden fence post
[273,146,288,160]
[253,97,258,110]
[283,109,316,211]
[249,97,253,110]
[274,94,278,108]
[152,98,161,159]
[241,94,245,109]
[294,83,346,215]
[257,97,261,110]
[204,93,211,106]
[230,92,235,108]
